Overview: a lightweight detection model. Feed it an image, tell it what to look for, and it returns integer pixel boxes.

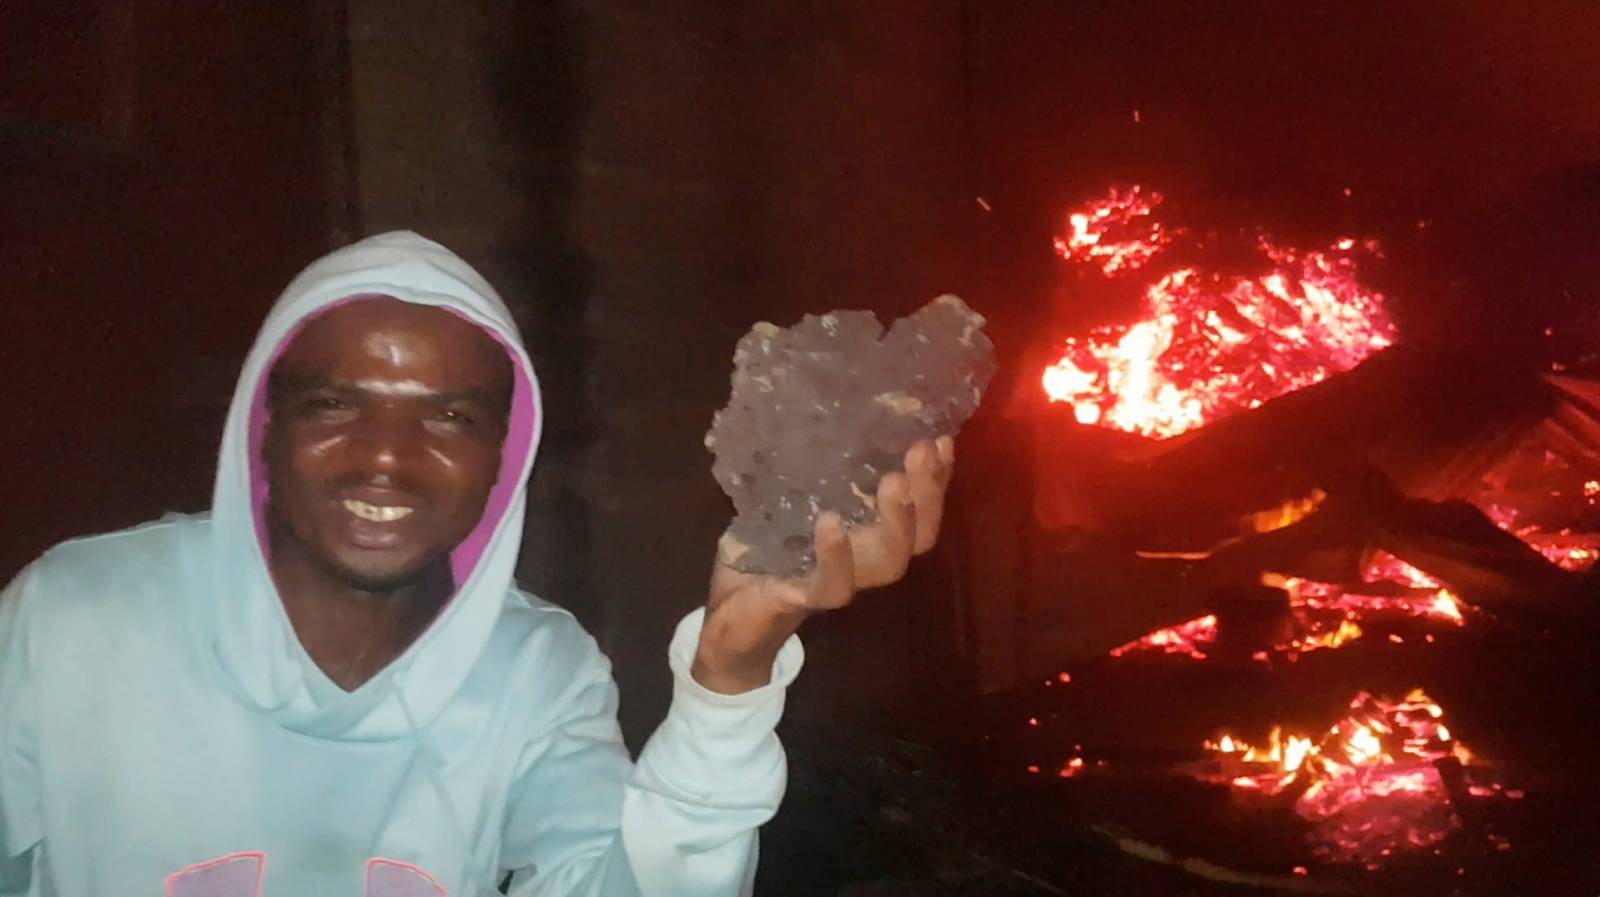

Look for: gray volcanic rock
[706,295,996,576]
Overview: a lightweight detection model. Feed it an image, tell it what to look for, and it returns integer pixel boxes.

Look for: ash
[706,295,995,576]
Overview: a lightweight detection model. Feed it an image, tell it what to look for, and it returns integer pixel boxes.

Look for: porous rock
[706,295,996,576]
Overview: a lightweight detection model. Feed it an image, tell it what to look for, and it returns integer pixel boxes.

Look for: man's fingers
[809,511,856,609]
[847,473,915,589]
[747,438,955,614]
[935,435,955,480]
[905,440,949,555]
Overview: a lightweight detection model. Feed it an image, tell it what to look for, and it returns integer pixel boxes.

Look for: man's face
[264,298,512,592]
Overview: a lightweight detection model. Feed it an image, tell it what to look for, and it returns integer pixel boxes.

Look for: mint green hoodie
[0,231,802,896]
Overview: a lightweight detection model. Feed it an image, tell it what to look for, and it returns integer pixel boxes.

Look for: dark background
[4,0,1598,750]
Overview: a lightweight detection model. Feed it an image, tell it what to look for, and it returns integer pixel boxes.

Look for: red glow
[1481,502,1599,572]
[1051,185,1169,275]
[1098,554,1468,667]
[1106,550,1468,667]
[1042,187,1395,438]
[1108,614,1217,660]
[1204,689,1513,865]
[1258,551,1467,659]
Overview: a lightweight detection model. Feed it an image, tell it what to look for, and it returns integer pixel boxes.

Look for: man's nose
[348,412,421,474]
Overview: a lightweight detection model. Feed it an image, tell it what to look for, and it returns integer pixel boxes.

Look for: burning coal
[1051,184,1170,276]
[1483,501,1599,572]
[1204,689,1517,866]
[1042,187,1396,438]
[1107,613,1217,660]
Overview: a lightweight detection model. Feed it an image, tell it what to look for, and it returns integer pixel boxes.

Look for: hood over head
[205,231,541,741]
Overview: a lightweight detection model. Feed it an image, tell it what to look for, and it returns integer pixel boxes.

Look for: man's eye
[434,409,475,426]
[303,396,350,414]
[298,396,355,420]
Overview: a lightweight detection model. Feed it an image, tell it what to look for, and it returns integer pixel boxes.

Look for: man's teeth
[342,499,415,523]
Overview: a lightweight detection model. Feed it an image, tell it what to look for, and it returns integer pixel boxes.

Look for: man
[0,232,953,896]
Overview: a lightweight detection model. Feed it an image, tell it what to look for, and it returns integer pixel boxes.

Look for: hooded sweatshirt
[0,231,802,897]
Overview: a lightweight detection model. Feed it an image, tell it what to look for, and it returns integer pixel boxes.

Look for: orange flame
[1266,551,1468,644]
[1108,614,1217,660]
[1043,188,1396,438]
[1204,689,1510,864]
[1051,185,1169,275]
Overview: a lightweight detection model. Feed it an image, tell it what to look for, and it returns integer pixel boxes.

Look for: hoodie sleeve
[0,564,44,895]
[502,608,803,897]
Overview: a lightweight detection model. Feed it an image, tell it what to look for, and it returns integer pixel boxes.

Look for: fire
[1051,185,1169,275]
[1113,554,1466,665]
[1281,617,1364,655]
[1057,756,1099,778]
[1108,551,1467,663]
[1204,689,1511,865]
[1362,552,1441,591]
[1480,502,1600,572]
[1268,552,1468,648]
[1042,187,1396,438]
[1108,613,1217,660]
[1248,489,1327,533]
[1205,726,1316,776]
[1205,689,1457,794]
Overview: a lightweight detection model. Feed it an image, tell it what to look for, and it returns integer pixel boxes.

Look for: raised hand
[691,436,955,694]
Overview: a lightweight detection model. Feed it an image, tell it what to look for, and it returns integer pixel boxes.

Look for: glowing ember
[1108,549,1466,664]
[1248,489,1327,534]
[1203,689,1513,865]
[1205,726,1316,776]
[1042,187,1396,438]
[1362,552,1442,592]
[1279,617,1364,656]
[1263,552,1468,653]
[1551,544,1598,570]
[1480,502,1600,572]
[1108,614,1217,660]
[1051,185,1170,275]
[1298,690,1466,864]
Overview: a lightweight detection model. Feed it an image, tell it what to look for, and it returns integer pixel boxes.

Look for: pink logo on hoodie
[365,858,448,897]
[164,852,265,897]
[164,854,448,896]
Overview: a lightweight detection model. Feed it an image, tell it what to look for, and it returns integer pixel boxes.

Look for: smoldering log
[1036,348,1598,549]
[1021,348,1599,663]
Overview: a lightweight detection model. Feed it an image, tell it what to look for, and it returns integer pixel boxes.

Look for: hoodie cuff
[665,607,804,740]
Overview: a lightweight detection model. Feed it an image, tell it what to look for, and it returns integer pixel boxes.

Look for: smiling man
[0,232,952,896]
[264,299,516,691]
